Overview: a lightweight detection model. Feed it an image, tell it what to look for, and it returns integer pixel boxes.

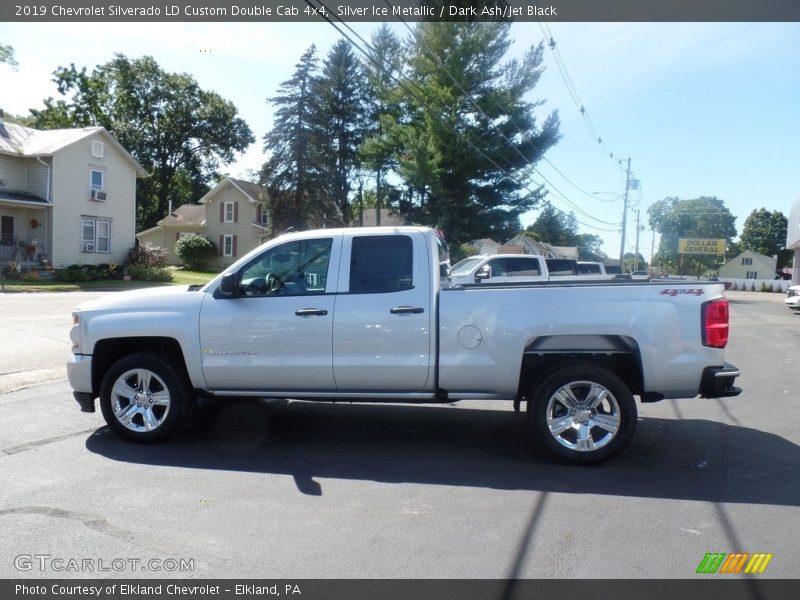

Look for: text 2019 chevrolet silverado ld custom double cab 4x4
[68,227,741,464]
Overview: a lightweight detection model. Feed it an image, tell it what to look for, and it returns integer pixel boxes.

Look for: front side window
[349,235,413,294]
[90,169,103,191]
[239,238,333,296]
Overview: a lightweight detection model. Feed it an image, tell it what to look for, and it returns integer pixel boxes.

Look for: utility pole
[618,157,632,272]
[634,209,641,271]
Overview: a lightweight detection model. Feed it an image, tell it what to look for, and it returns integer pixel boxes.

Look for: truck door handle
[295,308,328,317]
[390,306,425,315]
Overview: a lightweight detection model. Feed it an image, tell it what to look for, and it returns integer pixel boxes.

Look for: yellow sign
[678,238,726,255]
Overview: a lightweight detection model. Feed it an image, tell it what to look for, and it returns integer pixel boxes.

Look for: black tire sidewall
[99,352,192,443]
[528,363,637,464]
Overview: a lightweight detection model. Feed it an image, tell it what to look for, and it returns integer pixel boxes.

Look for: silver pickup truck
[68,227,740,464]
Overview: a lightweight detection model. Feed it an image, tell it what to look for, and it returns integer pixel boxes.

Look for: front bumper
[785,297,800,310]
[67,353,95,412]
[699,362,742,398]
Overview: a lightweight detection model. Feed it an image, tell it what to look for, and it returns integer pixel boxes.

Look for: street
[0,290,798,579]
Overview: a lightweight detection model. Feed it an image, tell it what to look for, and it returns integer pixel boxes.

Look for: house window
[257,204,268,226]
[91,141,104,158]
[90,169,104,191]
[741,257,753,266]
[223,234,234,257]
[224,202,234,223]
[81,218,110,253]
[745,271,758,279]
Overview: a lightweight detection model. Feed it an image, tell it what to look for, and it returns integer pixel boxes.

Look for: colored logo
[696,552,773,574]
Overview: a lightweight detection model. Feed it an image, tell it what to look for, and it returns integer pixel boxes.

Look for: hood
[75,285,200,313]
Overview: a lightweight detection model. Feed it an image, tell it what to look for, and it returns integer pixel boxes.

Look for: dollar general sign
[678,238,726,255]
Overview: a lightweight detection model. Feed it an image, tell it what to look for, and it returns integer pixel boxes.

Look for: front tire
[528,362,637,464]
[99,352,194,443]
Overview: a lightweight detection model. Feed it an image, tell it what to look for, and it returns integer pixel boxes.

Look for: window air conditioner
[90,190,107,201]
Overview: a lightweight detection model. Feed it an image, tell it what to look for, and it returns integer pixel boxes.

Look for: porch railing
[0,235,17,260]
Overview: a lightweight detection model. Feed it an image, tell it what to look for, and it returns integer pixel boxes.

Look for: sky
[2,20,799,261]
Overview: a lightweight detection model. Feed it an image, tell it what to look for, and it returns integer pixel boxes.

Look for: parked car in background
[786,285,800,311]
[577,261,607,276]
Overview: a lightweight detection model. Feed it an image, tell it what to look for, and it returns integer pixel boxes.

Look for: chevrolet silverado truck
[67,227,741,464]
[450,254,549,285]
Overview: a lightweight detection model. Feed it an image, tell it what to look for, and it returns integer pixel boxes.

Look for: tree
[740,208,791,268]
[0,44,18,70]
[396,22,560,244]
[359,24,405,225]
[525,203,576,246]
[261,45,337,231]
[648,196,737,275]
[316,40,367,224]
[30,54,254,230]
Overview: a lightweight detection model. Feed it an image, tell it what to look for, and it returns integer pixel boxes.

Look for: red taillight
[702,299,729,348]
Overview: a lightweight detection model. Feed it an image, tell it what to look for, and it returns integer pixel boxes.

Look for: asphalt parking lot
[0,289,798,580]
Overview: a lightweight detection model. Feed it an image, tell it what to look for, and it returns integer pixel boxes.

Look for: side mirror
[218,273,239,298]
[474,265,491,282]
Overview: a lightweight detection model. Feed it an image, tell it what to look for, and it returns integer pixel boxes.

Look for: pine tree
[400,22,560,244]
[261,45,335,231]
[316,40,367,224]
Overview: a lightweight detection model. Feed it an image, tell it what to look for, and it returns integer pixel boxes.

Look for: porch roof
[0,190,50,208]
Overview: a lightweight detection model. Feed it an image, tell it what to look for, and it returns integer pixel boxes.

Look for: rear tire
[527,362,637,464]
[99,352,194,443]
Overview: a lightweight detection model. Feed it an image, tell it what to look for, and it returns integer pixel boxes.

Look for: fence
[719,278,791,293]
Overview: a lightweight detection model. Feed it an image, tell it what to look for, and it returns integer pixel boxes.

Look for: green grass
[1,267,218,293]
[167,267,219,286]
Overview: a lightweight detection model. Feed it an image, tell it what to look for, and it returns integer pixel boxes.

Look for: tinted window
[546,259,578,276]
[578,262,602,274]
[506,257,541,276]
[350,235,413,294]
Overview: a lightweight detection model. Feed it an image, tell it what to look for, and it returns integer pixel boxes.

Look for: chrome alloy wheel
[110,368,171,433]
[545,380,621,452]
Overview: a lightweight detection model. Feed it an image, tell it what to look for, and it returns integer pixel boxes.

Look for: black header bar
[4,0,800,23]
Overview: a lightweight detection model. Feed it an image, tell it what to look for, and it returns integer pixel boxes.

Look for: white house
[0,111,147,269]
[718,249,777,280]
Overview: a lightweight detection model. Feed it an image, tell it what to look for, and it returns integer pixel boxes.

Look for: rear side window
[349,235,413,294]
[578,263,602,274]
[507,257,541,276]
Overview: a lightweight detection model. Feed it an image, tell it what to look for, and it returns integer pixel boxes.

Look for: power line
[303,0,619,233]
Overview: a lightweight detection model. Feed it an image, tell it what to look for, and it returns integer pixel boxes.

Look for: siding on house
[0,155,26,191]
[50,133,138,267]
[137,223,205,264]
[718,250,777,280]
[203,180,269,269]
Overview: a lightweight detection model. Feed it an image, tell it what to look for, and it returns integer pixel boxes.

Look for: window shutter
[234,202,239,223]
[176,232,180,241]
[256,205,261,224]
[219,235,223,256]
[233,235,238,257]
[219,202,224,222]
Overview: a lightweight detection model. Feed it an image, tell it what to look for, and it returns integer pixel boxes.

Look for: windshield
[451,257,484,275]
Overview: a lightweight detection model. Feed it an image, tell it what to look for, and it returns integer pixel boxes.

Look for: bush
[127,242,167,268]
[126,265,173,282]
[55,268,92,283]
[175,234,217,269]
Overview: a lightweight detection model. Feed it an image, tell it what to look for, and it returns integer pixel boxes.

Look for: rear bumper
[699,362,742,398]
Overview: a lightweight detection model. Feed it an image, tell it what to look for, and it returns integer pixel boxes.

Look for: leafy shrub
[127,242,167,268]
[126,265,173,282]
[175,234,217,269]
[55,269,92,283]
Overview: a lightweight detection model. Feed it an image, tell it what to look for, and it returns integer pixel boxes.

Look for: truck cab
[449,254,548,286]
